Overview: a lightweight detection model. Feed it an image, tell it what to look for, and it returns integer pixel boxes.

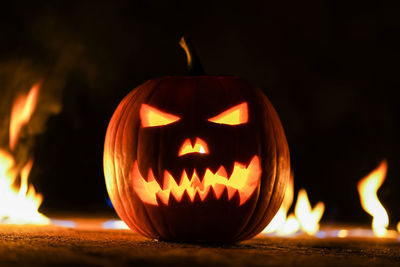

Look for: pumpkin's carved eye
[140,104,180,127]
[208,102,248,125]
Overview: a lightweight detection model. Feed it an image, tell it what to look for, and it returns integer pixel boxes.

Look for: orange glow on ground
[208,102,248,125]
[337,229,348,238]
[357,160,389,237]
[133,156,261,206]
[178,138,209,156]
[140,104,180,127]
[0,83,49,225]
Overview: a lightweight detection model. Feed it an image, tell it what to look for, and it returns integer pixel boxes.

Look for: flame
[294,189,325,235]
[279,214,301,235]
[133,156,261,206]
[0,84,49,225]
[263,182,325,236]
[357,160,389,237]
[397,222,400,233]
[9,83,40,150]
[178,138,209,156]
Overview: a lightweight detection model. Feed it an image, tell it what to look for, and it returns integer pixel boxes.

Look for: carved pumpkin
[103,37,290,242]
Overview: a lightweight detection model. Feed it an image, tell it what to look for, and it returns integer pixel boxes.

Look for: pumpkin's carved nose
[178,138,209,156]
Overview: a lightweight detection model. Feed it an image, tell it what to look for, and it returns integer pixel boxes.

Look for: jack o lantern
[103,37,290,242]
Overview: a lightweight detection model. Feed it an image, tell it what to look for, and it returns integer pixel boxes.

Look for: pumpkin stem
[179,36,205,75]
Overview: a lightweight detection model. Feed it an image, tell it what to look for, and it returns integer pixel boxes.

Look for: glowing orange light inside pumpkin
[208,102,248,125]
[140,104,180,127]
[357,160,389,237]
[178,138,209,156]
[133,156,261,206]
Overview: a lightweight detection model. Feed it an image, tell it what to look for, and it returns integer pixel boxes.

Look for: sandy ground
[1,221,400,267]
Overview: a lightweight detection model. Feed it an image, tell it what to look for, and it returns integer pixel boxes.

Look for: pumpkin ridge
[107,89,147,236]
[239,88,289,240]
[121,89,157,237]
[236,88,278,240]
[134,79,166,238]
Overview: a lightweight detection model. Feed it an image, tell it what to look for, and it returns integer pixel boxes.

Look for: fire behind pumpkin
[103,38,290,243]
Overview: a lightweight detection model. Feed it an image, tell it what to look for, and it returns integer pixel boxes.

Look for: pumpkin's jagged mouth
[132,156,261,206]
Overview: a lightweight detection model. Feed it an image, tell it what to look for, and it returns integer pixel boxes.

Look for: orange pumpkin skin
[104,76,290,242]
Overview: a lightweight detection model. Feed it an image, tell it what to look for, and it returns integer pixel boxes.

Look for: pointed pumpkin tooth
[151,169,164,188]
[171,187,184,203]
[246,156,262,186]
[146,169,156,182]
[169,192,181,205]
[180,170,191,186]
[180,190,193,203]
[193,191,202,203]
[206,185,218,202]
[198,185,211,201]
[156,190,170,206]
[163,171,178,190]
[185,167,195,181]
[226,186,237,200]
[212,183,225,199]
[208,163,220,175]
[203,169,214,188]
[225,162,235,179]
[190,174,203,191]
[216,165,228,178]
[137,163,149,182]
[229,190,241,206]
[167,167,182,185]
[196,166,207,182]
[219,187,229,202]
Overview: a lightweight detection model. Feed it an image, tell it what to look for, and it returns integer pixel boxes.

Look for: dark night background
[0,1,399,226]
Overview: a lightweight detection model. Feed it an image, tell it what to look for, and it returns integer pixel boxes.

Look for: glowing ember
[0,84,49,225]
[357,160,388,237]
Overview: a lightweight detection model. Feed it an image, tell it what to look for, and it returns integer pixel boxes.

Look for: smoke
[0,6,93,165]
[0,49,81,166]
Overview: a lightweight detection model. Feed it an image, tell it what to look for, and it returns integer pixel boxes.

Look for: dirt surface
[1,223,400,267]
